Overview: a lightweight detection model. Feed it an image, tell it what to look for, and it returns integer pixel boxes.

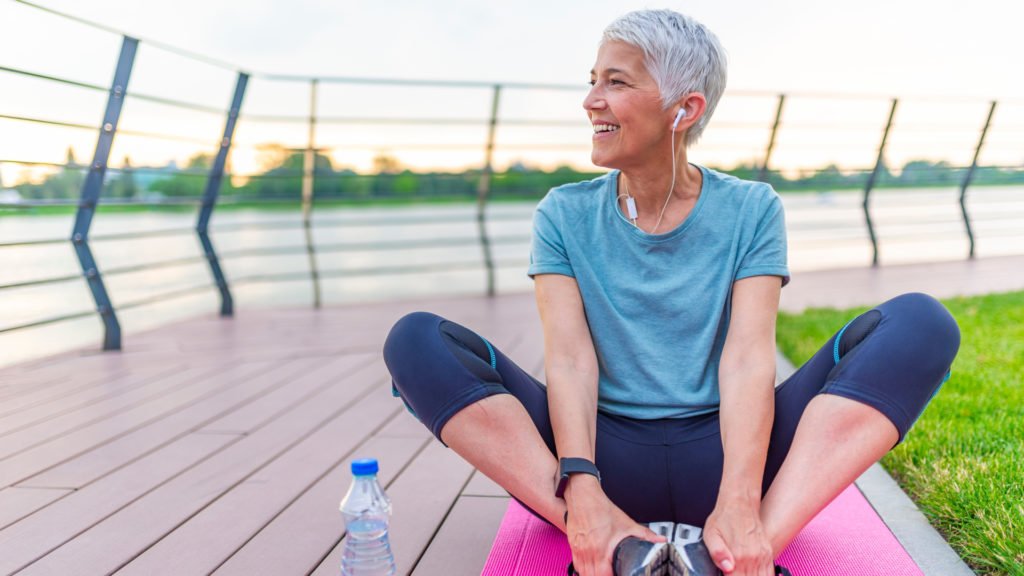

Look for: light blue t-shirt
[527,166,790,420]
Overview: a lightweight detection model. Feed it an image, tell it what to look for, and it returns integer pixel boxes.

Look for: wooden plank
[198,355,375,434]
[0,347,206,403]
[0,432,240,575]
[0,369,131,419]
[0,487,70,531]
[0,360,268,488]
[0,369,85,403]
[411,495,512,576]
[0,365,184,436]
[115,377,401,575]
[0,353,133,393]
[20,356,371,489]
[0,342,271,411]
[0,292,547,576]
[211,434,429,576]
[376,408,432,440]
[0,362,247,460]
[155,308,409,356]
[0,372,59,397]
[311,440,475,576]
[14,358,388,576]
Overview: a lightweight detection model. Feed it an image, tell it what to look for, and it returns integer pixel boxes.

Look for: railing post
[477,84,501,297]
[863,98,898,267]
[759,93,785,184]
[302,78,322,308]
[72,36,137,351]
[198,71,248,316]
[959,100,996,260]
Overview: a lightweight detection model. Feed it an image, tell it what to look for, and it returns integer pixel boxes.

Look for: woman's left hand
[702,502,775,576]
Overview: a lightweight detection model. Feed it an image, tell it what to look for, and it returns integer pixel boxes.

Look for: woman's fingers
[703,529,736,573]
[721,540,774,576]
[567,523,615,576]
[576,550,613,576]
[635,524,668,544]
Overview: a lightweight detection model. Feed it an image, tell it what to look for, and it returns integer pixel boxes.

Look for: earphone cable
[651,127,681,234]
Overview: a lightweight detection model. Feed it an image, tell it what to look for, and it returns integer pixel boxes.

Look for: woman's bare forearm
[532,274,602,510]
[717,364,775,506]
[547,358,611,525]
[533,275,602,500]
[547,360,600,461]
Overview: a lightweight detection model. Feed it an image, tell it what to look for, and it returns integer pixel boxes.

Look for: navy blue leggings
[383,292,960,527]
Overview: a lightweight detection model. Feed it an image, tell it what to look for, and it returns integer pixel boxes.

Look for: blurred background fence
[2,0,1023,365]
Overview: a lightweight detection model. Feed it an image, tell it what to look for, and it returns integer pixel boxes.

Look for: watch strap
[555,457,601,498]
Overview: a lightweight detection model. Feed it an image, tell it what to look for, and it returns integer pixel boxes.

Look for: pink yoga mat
[482,485,924,576]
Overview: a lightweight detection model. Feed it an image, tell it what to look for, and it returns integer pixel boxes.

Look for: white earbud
[672,108,688,129]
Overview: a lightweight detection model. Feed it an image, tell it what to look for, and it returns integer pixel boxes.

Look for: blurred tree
[16,147,86,199]
[393,170,419,195]
[372,152,401,174]
[899,160,956,185]
[107,155,138,199]
[149,153,216,197]
[240,146,333,199]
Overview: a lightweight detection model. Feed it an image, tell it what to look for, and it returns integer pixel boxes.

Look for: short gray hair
[602,9,727,146]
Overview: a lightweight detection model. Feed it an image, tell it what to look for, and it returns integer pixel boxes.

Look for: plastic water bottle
[340,458,396,576]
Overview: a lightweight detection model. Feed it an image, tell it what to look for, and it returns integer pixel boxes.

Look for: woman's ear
[672,93,708,132]
[672,108,688,129]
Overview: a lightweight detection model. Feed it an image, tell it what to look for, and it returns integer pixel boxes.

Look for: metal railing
[1,0,1022,353]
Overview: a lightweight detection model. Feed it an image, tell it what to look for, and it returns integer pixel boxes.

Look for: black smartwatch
[554,457,601,498]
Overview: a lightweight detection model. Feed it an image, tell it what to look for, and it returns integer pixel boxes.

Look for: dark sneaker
[612,522,720,576]
[586,521,793,576]
[611,522,674,576]
[665,523,720,575]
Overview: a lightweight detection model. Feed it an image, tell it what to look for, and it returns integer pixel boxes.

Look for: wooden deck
[2,253,1022,576]
[0,293,544,576]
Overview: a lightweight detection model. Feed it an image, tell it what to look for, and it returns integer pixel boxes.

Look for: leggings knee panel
[824,292,961,443]
[383,312,508,446]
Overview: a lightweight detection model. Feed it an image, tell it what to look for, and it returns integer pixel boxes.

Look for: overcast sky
[2,0,1022,178]
[12,0,1018,97]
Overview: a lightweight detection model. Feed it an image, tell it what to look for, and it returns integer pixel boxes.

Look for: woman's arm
[704,274,782,576]
[535,274,664,576]
[535,274,600,466]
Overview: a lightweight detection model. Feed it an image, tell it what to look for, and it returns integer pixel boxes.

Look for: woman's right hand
[565,476,667,576]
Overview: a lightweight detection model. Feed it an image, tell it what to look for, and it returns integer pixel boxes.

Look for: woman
[384,9,960,576]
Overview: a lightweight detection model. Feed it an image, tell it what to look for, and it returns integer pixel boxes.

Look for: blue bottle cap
[351,458,379,476]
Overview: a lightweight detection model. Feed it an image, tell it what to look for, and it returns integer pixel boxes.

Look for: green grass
[776,290,1024,576]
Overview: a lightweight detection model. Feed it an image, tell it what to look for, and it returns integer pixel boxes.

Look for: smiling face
[584,41,674,171]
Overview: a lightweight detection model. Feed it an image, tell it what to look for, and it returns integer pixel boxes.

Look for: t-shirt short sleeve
[527,194,575,279]
[735,191,791,287]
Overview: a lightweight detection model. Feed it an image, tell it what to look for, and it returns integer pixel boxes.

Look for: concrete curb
[775,351,976,576]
